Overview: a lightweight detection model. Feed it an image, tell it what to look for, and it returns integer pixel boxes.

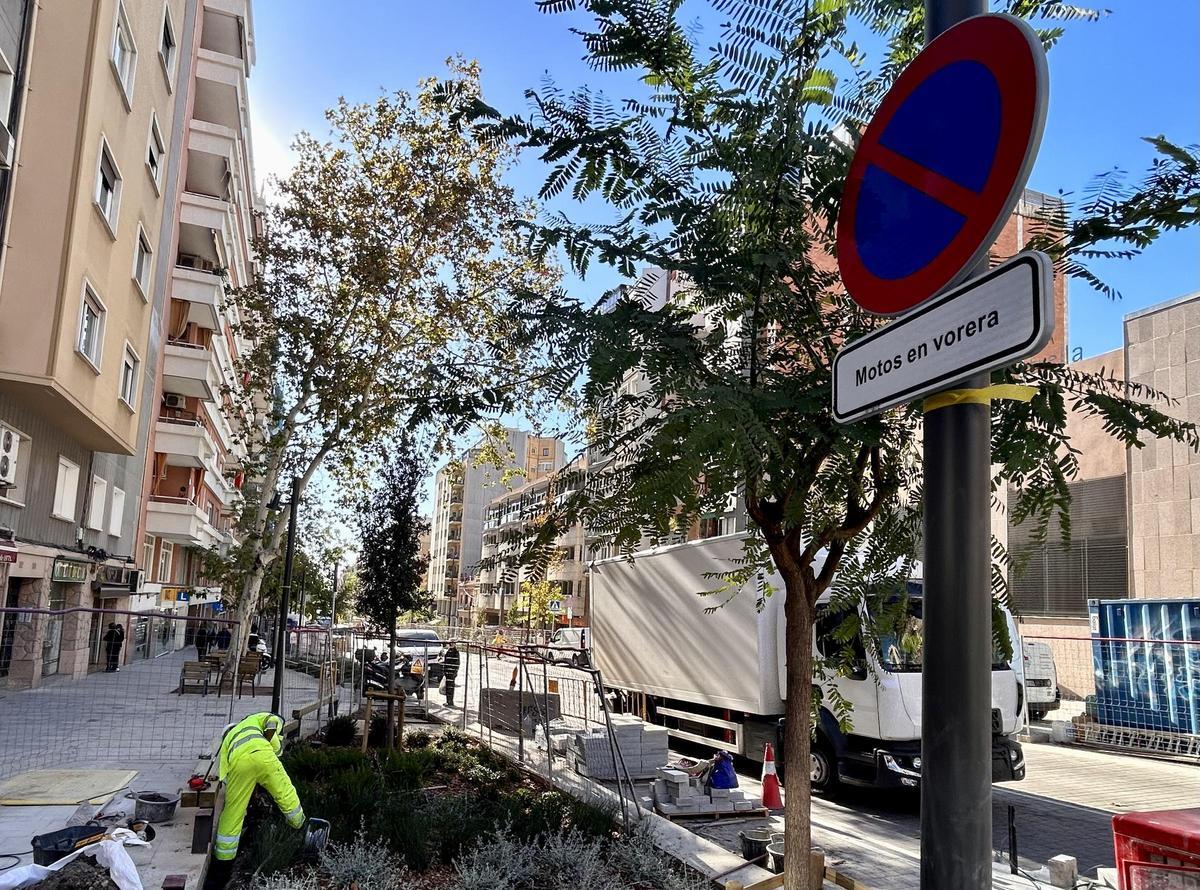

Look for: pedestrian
[195,623,210,659]
[102,622,124,672]
[205,712,305,889]
[216,625,231,651]
[442,641,460,707]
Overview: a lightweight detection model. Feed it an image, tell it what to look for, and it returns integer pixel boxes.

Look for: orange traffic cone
[761,742,783,809]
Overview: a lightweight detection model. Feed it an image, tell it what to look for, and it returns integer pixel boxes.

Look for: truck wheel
[810,738,839,794]
[1028,707,1047,721]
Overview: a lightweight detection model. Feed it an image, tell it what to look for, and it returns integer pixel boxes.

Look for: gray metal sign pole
[920,1,993,888]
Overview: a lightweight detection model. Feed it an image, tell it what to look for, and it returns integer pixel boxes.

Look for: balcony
[155,413,217,469]
[200,3,252,71]
[146,496,223,549]
[194,47,246,132]
[448,512,463,525]
[163,342,218,401]
[173,265,222,330]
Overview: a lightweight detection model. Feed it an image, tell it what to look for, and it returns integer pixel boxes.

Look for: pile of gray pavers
[567,713,671,780]
[651,766,759,816]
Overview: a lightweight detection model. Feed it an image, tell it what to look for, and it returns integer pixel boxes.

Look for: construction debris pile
[566,713,671,780]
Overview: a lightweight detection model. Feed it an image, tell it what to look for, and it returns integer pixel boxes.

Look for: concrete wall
[1125,292,1200,600]
[1065,349,1126,480]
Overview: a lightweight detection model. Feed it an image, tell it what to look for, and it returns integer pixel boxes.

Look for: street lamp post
[270,476,300,715]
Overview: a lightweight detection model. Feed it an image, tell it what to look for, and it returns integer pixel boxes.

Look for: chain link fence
[0,607,351,781]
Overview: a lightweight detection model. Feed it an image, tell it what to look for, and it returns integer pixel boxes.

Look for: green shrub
[282,746,368,782]
[435,726,470,751]
[322,715,359,748]
[423,793,506,866]
[369,791,433,872]
[404,729,432,749]
[379,748,439,791]
[237,817,306,876]
[367,714,390,748]
[297,767,380,846]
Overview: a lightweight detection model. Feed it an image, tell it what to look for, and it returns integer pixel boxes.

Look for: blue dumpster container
[1088,598,1200,735]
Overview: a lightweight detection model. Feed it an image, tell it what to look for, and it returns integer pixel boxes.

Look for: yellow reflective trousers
[213,713,303,862]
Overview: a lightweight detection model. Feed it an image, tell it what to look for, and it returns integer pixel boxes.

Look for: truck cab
[796,586,1026,791]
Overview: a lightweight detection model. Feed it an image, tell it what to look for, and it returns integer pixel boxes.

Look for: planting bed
[232,726,711,889]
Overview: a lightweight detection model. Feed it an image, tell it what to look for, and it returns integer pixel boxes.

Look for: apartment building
[477,456,588,627]
[0,0,259,685]
[427,429,565,624]
[0,0,201,684]
[138,0,258,630]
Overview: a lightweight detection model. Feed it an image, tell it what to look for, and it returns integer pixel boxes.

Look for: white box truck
[590,533,1026,791]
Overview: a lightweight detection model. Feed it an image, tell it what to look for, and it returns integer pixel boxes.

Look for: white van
[544,626,591,667]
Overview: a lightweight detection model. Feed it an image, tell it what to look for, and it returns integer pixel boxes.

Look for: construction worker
[205,712,304,888]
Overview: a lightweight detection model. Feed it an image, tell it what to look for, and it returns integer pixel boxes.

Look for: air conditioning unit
[0,425,18,486]
[163,393,186,409]
[128,569,145,593]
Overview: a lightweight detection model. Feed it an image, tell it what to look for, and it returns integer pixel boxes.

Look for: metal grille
[1008,475,1128,617]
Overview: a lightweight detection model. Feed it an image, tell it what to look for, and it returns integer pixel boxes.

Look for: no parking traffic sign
[836,14,1048,316]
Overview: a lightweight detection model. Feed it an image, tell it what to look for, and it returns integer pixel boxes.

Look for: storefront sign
[51,558,90,583]
[0,544,16,564]
[98,565,131,587]
[161,586,190,602]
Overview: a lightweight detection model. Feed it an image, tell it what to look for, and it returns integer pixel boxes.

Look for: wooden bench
[179,661,209,696]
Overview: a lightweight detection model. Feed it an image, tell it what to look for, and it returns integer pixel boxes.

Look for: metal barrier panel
[1024,632,1200,760]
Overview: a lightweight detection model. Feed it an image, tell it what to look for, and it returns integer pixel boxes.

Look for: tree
[216,59,554,657]
[468,3,1200,887]
[357,438,430,745]
[507,576,560,632]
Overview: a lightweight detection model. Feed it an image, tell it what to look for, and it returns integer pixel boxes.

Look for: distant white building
[427,428,565,624]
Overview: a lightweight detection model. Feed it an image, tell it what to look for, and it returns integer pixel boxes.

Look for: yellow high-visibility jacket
[213,713,303,862]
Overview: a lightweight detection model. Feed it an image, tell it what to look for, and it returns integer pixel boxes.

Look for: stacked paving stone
[651,766,758,816]
[566,713,671,780]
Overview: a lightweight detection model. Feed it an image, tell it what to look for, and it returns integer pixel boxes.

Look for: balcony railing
[159,408,201,425]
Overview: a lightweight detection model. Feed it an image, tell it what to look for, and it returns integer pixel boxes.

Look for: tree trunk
[782,575,814,890]
[386,617,398,749]
[226,562,267,670]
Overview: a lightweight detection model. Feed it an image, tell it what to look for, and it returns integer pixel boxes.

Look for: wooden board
[0,768,138,805]
[653,802,770,822]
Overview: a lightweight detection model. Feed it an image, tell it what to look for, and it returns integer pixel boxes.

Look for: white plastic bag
[0,828,149,890]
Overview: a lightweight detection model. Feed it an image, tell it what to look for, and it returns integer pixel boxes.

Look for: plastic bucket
[767,841,784,874]
[133,791,180,823]
[738,828,773,861]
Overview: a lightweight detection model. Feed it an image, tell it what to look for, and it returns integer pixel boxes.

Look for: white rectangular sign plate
[832,251,1053,424]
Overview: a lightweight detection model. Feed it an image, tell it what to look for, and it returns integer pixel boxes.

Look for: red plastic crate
[1114,809,1200,890]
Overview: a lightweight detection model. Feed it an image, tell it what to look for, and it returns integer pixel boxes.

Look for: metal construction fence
[1024,633,1200,760]
[417,640,649,825]
[0,607,356,781]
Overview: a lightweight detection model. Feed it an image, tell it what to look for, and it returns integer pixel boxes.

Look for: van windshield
[878,598,1009,672]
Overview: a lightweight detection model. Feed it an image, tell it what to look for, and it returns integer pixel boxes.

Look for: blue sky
[248,0,1198,360]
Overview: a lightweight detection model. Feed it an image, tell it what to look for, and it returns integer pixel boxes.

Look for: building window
[94,140,122,235]
[119,344,139,408]
[133,227,153,296]
[77,285,106,371]
[143,534,155,573]
[159,6,177,82]
[542,447,550,457]
[146,116,165,192]
[52,456,80,521]
[206,501,215,526]
[109,487,126,537]
[157,540,173,583]
[111,2,137,106]
[87,476,108,530]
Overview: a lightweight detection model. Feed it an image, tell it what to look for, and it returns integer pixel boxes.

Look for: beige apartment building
[0,0,259,685]
[477,456,589,627]
[427,429,565,625]
[139,0,258,630]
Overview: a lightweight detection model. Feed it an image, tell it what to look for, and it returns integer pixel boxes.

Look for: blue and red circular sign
[837,14,1048,316]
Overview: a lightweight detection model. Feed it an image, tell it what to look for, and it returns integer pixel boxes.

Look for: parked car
[1022,639,1060,721]
[392,630,446,685]
[542,627,591,667]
